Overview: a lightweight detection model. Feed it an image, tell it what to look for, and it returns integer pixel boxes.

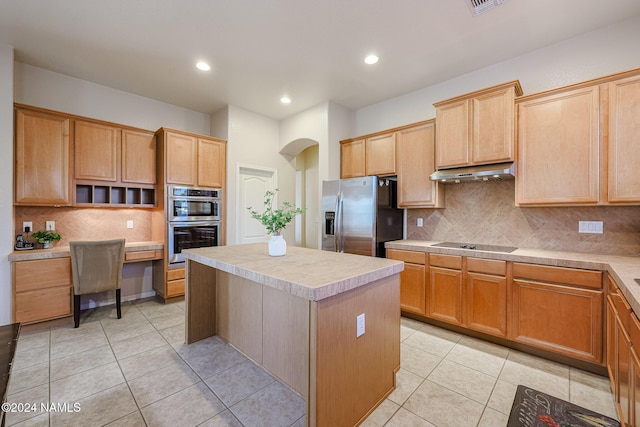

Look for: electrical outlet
[45,221,55,231]
[356,313,365,337]
[578,221,603,234]
[22,221,32,233]
[126,220,134,229]
[417,218,424,227]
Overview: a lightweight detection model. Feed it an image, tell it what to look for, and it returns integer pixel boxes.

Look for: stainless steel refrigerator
[322,176,403,257]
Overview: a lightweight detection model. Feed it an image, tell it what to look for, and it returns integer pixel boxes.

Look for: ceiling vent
[466,0,507,16]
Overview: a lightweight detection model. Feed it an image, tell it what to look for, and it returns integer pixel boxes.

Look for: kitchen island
[182,243,403,427]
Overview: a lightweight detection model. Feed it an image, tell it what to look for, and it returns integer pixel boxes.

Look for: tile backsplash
[406,181,640,256]
[15,207,155,246]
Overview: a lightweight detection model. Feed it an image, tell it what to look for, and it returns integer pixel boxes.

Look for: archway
[280,138,320,249]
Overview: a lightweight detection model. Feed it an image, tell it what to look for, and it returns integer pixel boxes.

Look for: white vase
[268,234,287,256]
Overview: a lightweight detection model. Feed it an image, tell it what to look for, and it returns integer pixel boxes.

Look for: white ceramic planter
[268,234,287,256]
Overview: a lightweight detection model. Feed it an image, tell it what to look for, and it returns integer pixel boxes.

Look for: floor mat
[507,384,620,427]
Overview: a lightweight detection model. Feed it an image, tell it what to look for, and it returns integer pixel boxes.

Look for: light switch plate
[126,220,134,229]
[417,218,424,227]
[45,221,55,231]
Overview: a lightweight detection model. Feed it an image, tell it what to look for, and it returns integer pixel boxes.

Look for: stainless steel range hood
[429,162,515,184]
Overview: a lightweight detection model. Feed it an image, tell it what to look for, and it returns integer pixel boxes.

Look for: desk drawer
[14,258,71,292]
[15,286,71,324]
[125,249,162,262]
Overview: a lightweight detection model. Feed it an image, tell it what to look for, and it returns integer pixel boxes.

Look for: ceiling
[1,0,640,120]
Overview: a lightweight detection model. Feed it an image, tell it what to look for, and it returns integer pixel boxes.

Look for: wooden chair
[69,239,125,328]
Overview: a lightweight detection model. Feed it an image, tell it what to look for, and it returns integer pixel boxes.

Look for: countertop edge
[184,245,404,301]
[386,240,640,316]
[8,241,164,262]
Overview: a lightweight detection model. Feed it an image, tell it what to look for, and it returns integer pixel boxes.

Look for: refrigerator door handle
[335,191,343,252]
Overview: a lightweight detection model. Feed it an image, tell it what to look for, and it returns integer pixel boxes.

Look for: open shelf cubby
[75,184,155,207]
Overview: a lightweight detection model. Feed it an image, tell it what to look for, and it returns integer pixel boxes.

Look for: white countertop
[183,243,404,301]
[386,240,640,315]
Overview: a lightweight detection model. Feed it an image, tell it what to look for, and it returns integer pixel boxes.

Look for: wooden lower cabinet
[608,280,638,427]
[387,249,426,315]
[512,263,603,364]
[466,258,508,338]
[630,315,640,427]
[13,258,72,324]
[153,263,185,300]
[427,254,463,326]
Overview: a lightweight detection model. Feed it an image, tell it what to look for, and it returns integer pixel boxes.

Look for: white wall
[15,63,211,134]
[355,14,640,135]
[0,45,14,324]
[280,101,353,247]
[223,105,298,245]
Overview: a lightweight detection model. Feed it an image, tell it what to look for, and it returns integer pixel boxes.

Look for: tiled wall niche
[406,181,640,256]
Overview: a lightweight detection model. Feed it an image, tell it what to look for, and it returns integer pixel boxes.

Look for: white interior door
[237,164,277,244]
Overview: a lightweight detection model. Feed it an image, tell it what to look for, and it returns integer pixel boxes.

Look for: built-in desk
[183,243,403,427]
[9,241,163,325]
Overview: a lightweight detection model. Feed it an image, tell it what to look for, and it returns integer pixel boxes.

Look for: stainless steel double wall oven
[167,185,221,267]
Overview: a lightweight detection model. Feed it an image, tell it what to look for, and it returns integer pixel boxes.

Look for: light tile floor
[5,299,618,427]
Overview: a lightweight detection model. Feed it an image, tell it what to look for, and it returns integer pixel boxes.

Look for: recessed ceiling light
[196,61,211,71]
[280,96,292,104]
[364,55,379,65]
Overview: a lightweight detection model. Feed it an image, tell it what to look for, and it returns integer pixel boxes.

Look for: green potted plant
[247,189,304,256]
[32,230,61,249]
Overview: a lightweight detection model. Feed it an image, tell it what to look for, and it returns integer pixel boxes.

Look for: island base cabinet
[512,279,603,364]
[185,257,400,427]
[312,274,400,427]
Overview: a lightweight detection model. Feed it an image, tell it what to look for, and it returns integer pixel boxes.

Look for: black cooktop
[431,242,518,253]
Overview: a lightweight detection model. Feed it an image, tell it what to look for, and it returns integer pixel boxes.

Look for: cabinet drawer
[14,258,71,292]
[387,249,426,265]
[167,279,185,297]
[512,263,602,289]
[167,268,185,281]
[466,258,506,276]
[429,254,462,270]
[125,249,162,262]
[15,286,71,324]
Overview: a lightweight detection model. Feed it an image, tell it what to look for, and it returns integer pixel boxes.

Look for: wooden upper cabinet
[473,86,517,164]
[365,132,396,176]
[516,85,600,206]
[435,99,470,168]
[122,129,157,185]
[340,139,365,178]
[162,129,226,188]
[166,131,197,186]
[396,121,443,208]
[435,81,521,169]
[15,107,72,206]
[74,120,120,182]
[197,138,226,188]
[607,74,640,203]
